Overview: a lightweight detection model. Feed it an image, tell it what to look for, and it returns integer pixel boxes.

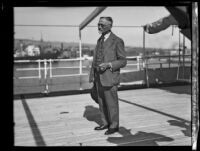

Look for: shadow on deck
[83,104,191,146]
[14,85,191,146]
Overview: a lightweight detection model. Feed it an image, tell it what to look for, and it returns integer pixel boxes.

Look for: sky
[14,7,191,49]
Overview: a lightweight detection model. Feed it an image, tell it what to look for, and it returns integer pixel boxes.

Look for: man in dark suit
[89,16,127,135]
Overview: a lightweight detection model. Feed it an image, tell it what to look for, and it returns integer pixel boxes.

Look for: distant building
[170,50,178,55]
[63,51,71,58]
[33,47,40,56]
[14,49,26,57]
[43,47,53,54]
[155,52,160,55]
[25,45,40,56]
[139,53,143,56]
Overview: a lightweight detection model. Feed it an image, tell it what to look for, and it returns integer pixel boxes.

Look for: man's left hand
[99,63,111,72]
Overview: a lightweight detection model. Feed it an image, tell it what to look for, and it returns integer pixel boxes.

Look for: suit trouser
[94,71,119,129]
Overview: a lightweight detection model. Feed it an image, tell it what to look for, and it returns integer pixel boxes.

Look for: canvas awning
[79,7,106,31]
[144,6,191,40]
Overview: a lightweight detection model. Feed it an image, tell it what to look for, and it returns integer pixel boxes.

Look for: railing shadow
[119,98,190,124]
[82,105,175,146]
[107,127,174,146]
[82,100,191,146]
[20,95,46,146]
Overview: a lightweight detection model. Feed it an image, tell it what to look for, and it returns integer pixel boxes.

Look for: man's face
[98,18,112,34]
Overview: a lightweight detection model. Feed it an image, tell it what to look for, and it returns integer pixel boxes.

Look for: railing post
[79,30,82,75]
[44,59,49,94]
[49,59,52,78]
[79,30,83,90]
[183,35,185,79]
[38,59,41,78]
[177,29,181,80]
[178,29,181,67]
[44,59,47,79]
[143,28,149,87]
[137,56,140,70]
[159,55,162,69]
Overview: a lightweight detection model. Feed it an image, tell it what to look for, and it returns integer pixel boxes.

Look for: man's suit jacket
[89,32,127,87]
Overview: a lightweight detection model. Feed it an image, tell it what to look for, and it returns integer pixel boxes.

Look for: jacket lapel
[103,32,116,54]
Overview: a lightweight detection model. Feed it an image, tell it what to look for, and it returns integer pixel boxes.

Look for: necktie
[95,35,105,67]
[100,34,105,48]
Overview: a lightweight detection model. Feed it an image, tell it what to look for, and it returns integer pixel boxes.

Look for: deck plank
[14,85,191,146]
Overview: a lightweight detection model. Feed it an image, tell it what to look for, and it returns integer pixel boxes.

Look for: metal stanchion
[143,28,149,87]
[192,2,199,150]
[43,59,49,94]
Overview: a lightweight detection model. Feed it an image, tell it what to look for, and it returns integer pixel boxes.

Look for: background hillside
[14,38,175,60]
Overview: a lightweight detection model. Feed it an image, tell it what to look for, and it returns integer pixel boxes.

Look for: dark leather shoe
[94,125,109,130]
[104,128,119,135]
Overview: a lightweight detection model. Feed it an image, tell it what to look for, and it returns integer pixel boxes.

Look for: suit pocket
[112,71,120,85]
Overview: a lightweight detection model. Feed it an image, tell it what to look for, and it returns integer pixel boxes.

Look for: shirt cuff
[109,62,112,71]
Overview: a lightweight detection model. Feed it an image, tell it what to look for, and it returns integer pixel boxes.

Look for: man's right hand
[99,63,111,72]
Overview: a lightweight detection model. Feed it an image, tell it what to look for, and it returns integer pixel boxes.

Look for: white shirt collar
[104,32,111,41]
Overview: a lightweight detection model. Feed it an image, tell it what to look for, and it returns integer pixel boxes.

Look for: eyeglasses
[98,23,111,28]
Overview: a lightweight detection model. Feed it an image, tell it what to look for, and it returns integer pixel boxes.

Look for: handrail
[141,54,191,59]
[14,58,86,63]
[14,54,191,63]
[14,54,191,94]
[14,55,191,73]
[14,54,191,79]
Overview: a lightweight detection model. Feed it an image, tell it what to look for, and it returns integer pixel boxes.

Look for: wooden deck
[14,85,191,146]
